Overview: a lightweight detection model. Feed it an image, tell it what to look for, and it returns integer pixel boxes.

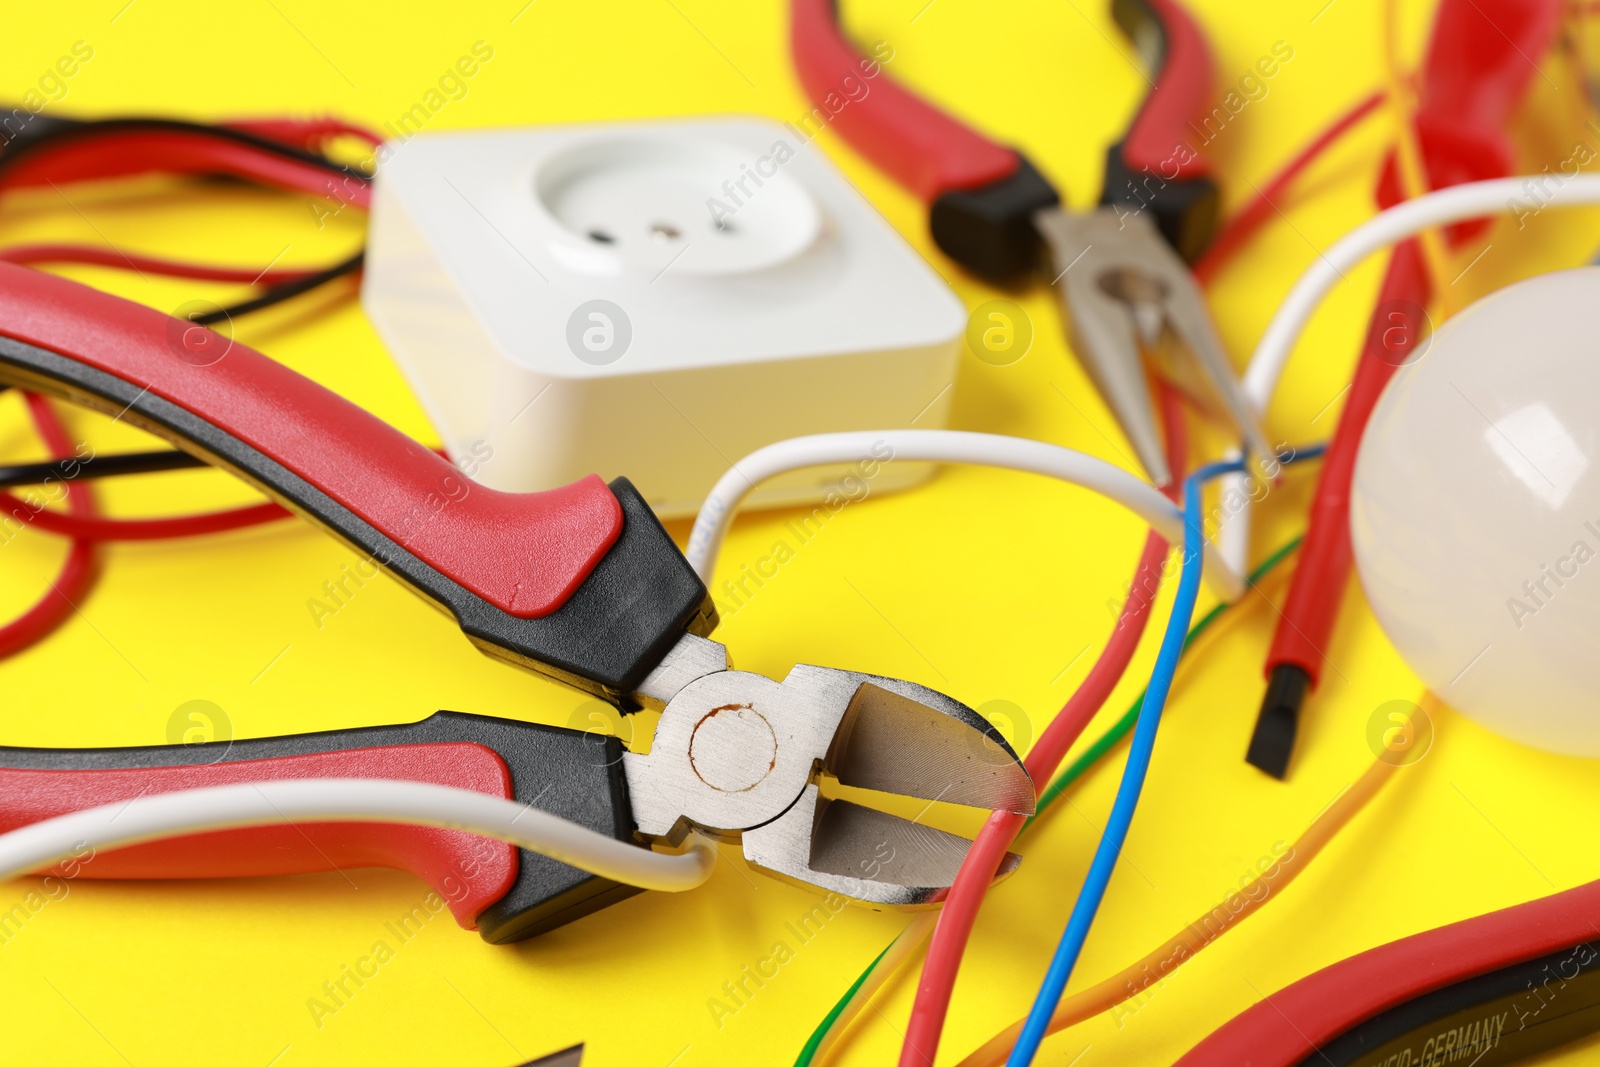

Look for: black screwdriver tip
[1245,664,1312,780]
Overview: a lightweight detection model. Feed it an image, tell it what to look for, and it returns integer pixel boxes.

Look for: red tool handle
[790,0,1223,277]
[1114,0,1215,181]
[1250,0,1562,777]
[1098,0,1220,262]
[0,262,618,617]
[1263,0,1561,681]
[0,712,641,943]
[788,0,1214,201]
[1177,877,1600,1065]
[1,744,519,929]
[0,263,713,703]
[788,0,1018,203]
[1267,242,1430,690]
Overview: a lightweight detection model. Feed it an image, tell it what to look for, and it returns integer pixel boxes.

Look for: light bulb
[1352,267,1600,755]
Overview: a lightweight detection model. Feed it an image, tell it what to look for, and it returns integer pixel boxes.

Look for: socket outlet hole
[536,136,821,275]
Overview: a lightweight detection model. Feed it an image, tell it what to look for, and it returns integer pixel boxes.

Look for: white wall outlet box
[361,116,966,518]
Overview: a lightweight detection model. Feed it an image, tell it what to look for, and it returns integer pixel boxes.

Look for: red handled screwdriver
[1245,0,1565,778]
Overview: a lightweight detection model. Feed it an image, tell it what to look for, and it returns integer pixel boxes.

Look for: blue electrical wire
[1005,447,1322,1066]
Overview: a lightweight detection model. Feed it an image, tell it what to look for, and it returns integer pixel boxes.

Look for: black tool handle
[0,711,641,943]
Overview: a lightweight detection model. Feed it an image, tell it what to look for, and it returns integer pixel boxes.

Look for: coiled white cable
[685,430,1247,599]
[0,779,716,893]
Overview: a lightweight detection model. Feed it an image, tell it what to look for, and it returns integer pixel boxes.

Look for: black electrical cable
[191,250,363,325]
[0,110,370,325]
[0,248,364,404]
[0,449,205,488]
[0,113,369,184]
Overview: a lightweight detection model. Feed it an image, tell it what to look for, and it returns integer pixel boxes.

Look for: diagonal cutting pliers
[0,263,1033,942]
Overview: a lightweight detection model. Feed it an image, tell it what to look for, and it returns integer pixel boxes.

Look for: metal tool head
[624,652,1034,906]
[1036,205,1278,487]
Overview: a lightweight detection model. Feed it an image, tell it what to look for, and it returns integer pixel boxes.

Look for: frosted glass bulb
[1352,267,1600,755]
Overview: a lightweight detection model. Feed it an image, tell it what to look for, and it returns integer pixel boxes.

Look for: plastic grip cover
[0,261,620,621]
[0,743,518,929]
[0,712,642,942]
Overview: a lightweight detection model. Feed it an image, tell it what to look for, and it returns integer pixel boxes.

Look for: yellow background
[3,1,1600,1064]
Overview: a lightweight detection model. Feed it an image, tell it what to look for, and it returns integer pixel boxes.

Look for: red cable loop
[0,130,369,207]
[0,394,101,659]
[0,495,291,541]
[0,243,318,286]
[0,113,373,652]
[225,116,384,149]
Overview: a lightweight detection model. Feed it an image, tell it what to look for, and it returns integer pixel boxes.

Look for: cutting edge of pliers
[629,634,1036,907]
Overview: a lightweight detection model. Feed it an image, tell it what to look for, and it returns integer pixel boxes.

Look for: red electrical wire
[894,87,1395,1064]
[0,130,369,207]
[1191,89,1386,287]
[225,116,384,150]
[0,445,450,542]
[0,393,101,658]
[0,243,317,285]
[897,390,1187,1067]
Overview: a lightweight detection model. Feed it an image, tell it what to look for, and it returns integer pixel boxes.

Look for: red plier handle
[789,0,1218,279]
[789,0,1021,202]
[0,263,714,705]
[1177,876,1600,1066]
[0,710,640,944]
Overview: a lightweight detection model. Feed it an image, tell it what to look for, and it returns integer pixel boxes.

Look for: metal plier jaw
[624,635,1036,906]
[1036,206,1277,488]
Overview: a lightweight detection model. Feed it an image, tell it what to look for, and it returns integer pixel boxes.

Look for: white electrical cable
[685,430,1247,600]
[0,779,716,893]
[1219,173,1600,577]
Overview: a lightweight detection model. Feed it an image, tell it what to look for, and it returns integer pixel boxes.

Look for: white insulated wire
[685,430,1247,600]
[1219,174,1600,577]
[0,779,716,893]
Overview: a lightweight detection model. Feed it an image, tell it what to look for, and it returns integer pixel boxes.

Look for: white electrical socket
[362,116,966,517]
